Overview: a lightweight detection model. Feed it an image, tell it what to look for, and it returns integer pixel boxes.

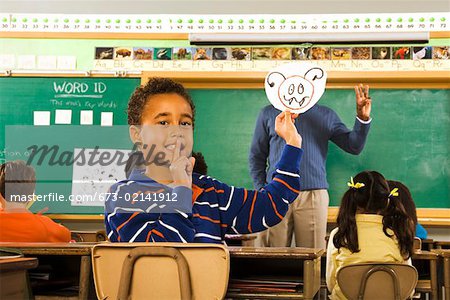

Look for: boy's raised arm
[214,143,302,234]
[222,111,302,233]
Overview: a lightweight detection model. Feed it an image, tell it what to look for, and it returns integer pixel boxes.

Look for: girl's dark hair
[387,180,418,226]
[333,170,415,259]
[127,77,195,126]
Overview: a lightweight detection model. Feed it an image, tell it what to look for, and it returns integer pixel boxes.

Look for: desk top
[228,247,324,259]
[422,239,434,244]
[0,242,99,256]
[0,243,324,258]
[434,240,450,247]
[225,234,257,241]
[432,249,450,257]
[0,257,38,272]
[412,250,440,260]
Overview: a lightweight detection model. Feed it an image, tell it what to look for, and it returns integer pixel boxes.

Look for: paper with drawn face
[265,62,327,113]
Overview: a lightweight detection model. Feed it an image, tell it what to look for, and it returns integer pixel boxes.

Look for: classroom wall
[2,38,448,72]
[1,15,449,235]
[1,0,449,14]
[0,39,188,71]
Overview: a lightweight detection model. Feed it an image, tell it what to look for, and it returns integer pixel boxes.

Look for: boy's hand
[355,84,372,121]
[275,111,302,148]
[169,139,195,188]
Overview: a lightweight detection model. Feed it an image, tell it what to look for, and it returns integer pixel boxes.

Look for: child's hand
[169,139,195,188]
[355,84,372,121]
[275,111,302,148]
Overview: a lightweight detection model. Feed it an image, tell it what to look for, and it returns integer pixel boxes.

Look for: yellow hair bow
[347,177,365,189]
[389,188,399,198]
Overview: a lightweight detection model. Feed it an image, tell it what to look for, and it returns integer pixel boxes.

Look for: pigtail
[382,193,415,259]
[333,189,360,253]
[364,172,376,211]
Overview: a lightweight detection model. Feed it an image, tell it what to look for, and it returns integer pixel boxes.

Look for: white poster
[71,148,131,207]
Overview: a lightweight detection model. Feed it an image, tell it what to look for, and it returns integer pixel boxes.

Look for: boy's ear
[129,125,142,146]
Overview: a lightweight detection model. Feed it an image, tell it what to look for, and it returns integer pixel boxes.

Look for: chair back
[337,263,418,300]
[92,242,229,300]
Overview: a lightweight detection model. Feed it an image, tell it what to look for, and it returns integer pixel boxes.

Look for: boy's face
[134,93,194,165]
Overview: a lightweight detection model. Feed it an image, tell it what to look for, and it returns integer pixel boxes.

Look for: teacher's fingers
[354,85,362,99]
[364,85,370,98]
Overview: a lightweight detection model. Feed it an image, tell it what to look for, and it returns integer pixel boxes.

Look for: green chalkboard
[0,77,140,214]
[191,89,450,209]
[0,77,449,215]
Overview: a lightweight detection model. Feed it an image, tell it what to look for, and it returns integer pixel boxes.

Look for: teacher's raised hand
[355,84,372,122]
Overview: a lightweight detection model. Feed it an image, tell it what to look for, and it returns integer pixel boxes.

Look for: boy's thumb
[190,156,196,169]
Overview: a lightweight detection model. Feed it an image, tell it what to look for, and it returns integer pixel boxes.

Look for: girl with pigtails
[326,170,415,300]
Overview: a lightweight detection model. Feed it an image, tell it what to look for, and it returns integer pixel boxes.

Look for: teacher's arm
[330,84,372,155]
[249,109,270,190]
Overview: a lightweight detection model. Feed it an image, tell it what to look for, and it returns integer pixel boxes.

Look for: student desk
[0,242,98,300]
[0,257,38,299]
[225,234,257,246]
[71,230,107,242]
[227,247,324,300]
[421,239,435,250]
[413,250,440,300]
[434,241,450,249]
[432,249,450,300]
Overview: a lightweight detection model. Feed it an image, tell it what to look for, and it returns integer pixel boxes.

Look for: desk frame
[227,247,324,300]
[432,249,450,300]
[413,250,440,300]
[0,243,97,300]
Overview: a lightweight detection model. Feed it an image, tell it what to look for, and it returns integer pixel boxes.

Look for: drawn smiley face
[277,75,314,110]
[265,65,326,114]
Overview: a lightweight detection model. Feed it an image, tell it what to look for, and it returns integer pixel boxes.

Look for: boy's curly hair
[127,77,195,126]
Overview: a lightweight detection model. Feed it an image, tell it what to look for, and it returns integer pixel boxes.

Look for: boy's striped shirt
[105,145,302,243]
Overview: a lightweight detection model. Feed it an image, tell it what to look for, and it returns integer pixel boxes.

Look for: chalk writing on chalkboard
[48,81,119,110]
[53,81,107,95]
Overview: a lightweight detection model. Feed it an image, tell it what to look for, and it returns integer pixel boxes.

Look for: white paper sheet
[33,111,51,126]
[55,109,72,124]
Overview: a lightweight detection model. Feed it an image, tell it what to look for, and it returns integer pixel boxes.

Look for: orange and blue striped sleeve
[211,144,302,234]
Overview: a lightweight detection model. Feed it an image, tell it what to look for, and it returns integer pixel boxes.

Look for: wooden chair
[0,257,38,300]
[337,263,418,300]
[413,237,422,252]
[92,243,229,300]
